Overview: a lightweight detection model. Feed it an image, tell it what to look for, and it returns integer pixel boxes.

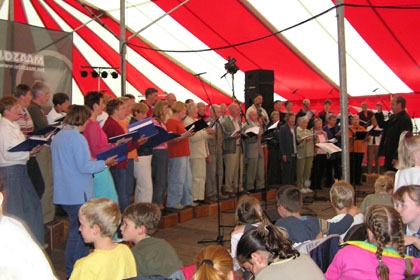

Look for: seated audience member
[121,203,183,279]
[193,245,234,280]
[328,181,364,241]
[0,183,57,279]
[236,223,325,280]
[360,175,394,215]
[394,131,420,192]
[47,92,69,124]
[275,185,355,244]
[394,185,420,257]
[230,195,267,271]
[70,198,137,280]
[325,205,420,280]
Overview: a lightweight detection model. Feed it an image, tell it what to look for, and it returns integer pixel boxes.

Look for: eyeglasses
[240,262,255,280]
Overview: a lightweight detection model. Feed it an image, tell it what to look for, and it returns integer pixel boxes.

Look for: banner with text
[0,20,73,105]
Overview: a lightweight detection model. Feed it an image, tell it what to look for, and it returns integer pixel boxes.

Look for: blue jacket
[51,125,106,205]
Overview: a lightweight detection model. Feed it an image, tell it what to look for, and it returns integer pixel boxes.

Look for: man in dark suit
[279,112,297,185]
[379,96,413,171]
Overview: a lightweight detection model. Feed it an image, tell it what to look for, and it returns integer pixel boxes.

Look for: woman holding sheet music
[51,104,118,278]
[296,116,315,193]
[166,101,195,210]
[83,91,120,202]
[0,95,44,246]
[348,115,369,186]
[151,100,170,209]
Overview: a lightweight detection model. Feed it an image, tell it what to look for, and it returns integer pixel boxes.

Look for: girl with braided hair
[326,205,420,280]
[236,222,324,279]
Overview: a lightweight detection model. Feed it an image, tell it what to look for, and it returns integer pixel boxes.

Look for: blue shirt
[51,125,106,205]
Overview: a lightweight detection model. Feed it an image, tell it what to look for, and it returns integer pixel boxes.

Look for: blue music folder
[108,130,141,143]
[96,142,128,163]
[128,117,156,137]
[8,137,47,152]
[147,126,180,148]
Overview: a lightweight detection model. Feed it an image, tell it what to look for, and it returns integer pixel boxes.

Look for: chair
[307,234,341,273]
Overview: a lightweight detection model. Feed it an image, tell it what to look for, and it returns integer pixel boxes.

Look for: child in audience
[121,202,183,279]
[325,205,420,280]
[360,175,394,214]
[0,183,57,279]
[328,180,364,241]
[275,185,356,244]
[70,198,137,280]
[230,195,267,271]
[193,245,234,280]
[394,131,420,192]
[236,222,325,280]
[394,185,420,257]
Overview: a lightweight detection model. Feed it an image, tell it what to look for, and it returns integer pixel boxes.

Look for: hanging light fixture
[101,71,108,78]
[91,70,99,78]
[111,71,119,79]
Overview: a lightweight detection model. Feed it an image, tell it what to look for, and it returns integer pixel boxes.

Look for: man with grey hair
[222,103,244,196]
[296,98,315,129]
[205,105,228,201]
[197,102,207,120]
[28,80,55,224]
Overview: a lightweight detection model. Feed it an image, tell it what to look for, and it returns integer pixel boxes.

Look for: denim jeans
[167,156,193,207]
[152,149,168,205]
[0,165,44,245]
[60,204,89,277]
[110,167,131,212]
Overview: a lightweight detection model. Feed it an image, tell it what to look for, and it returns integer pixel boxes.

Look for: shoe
[218,193,229,200]
[223,192,235,197]
[305,188,313,193]
[237,190,250,195]
[207,196,217,202]
[168,204,185,210]
[300,188,308,194]
[190,202,199,207]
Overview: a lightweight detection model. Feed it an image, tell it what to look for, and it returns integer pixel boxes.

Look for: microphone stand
[195,73,232,245]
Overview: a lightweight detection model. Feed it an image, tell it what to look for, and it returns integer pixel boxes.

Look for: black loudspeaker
[245,69,274,112]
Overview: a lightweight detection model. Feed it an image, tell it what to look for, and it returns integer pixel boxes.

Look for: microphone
[373,88,379,93]
[194,72,207,77]
[292,89,299,94]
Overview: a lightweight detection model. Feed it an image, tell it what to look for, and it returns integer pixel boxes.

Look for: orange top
[166,118,190,158]
[119,119,138,160]
[348,125,369,153]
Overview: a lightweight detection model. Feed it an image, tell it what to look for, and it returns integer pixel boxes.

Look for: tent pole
[120,0,189,97]
[120,0,126,97]
[336,0,350,183]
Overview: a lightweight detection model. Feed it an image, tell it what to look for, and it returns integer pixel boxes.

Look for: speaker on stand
[244,69,274,112]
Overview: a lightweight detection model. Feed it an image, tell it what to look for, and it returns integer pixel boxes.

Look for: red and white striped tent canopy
[2,0,420,115]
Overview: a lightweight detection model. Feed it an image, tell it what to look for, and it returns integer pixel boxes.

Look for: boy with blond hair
[121,202,183,279]
[328,180,365,241]
[70,198,136,280]
[360,175,394,214]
